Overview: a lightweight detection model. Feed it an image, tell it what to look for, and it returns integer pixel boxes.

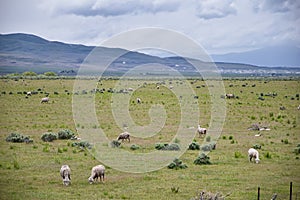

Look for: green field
[0,78,299,199]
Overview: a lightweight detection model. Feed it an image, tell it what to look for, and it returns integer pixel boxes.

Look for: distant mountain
[211,45,300,67]
[0,33,299,77]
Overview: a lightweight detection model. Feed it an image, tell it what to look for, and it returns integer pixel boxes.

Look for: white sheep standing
[60,165,71,186]
[117,131,131,142]
[197,125,207,137]
[41,97,49,103]
[136,97,141,104]
[248,148,260,164]
[88,165,105,184]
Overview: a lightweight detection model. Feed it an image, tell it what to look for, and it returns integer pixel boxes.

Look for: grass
[0,78,299,199]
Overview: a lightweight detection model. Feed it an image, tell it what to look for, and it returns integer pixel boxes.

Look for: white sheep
[197,125,207,137]
[88,165,105,184]
[41,97,49,103]
[60,165,71,186]
[136,98,141,104]
[248,148,260,164]
[117,131,131,142]
[26,91,32,96]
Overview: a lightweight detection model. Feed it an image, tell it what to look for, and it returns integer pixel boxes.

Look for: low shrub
[130,144,140,150]
[168,158,187,170]
[194,153,211,165]
[110,140,121,148]
[72,141,92,149]
[41,132,57,142]
[6,132,33,143]
[58,129,75,139]
[191,190,228,200]
[155,143,180,151]
[188,141,200,150]
[201,142,216,151]
[234,151,243,158]
[252,144,261,149]
[293,144,300,155]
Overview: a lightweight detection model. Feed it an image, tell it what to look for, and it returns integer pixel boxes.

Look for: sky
[0,0,299,55]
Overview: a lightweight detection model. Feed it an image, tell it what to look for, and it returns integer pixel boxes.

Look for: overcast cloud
[0,0,299,54]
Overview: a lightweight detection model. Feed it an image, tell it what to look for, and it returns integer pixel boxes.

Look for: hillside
[0,33,299,77]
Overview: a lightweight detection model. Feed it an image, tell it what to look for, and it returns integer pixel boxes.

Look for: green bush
[201,142,216,151]
[130,144,140,150]
[252,144,261,149]
[110,140,121,148]
[188,141,200,150]
[293,144,300,155]
[41,132,57,142]
[58,129,75,139]
[72,141,92,149]
[194,153,211,165]
[168,158,187,170]
[234,151,243,158]
[205,136,211,142]
[155,143,180,151]
[6,132,33,143]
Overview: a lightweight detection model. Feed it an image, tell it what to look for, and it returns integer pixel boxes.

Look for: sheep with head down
[117,131,131,142]
[60,165,71,186]
[248,148,260,164]
[88,165,105,184]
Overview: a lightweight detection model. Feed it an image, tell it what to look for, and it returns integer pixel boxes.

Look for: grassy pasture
[0,78,299,199]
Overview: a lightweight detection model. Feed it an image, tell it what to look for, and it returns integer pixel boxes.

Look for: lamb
[88,165,105,184]
[248,148,260,163]
[60,165,71,186]
[41,97,49,103]
[197,125,207,136]
[117,131,130,142]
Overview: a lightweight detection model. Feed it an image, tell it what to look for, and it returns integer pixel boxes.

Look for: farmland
[0,78,299,199]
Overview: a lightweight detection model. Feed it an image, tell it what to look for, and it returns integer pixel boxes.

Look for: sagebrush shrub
[252,144,261,149]
[155,143,180,151]
[6,132,33,143]
[194,153,211,165]
[72,141,92,149]
[130,144,140,150]
[110,140,121,148]
[41,132,57,142]
[58,129,75,139]
[188,141,200,150]
[168,158,187,169]
[293,144,300,155]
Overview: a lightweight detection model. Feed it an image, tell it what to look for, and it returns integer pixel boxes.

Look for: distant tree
[44,71,57,76]
[22,71,37,76]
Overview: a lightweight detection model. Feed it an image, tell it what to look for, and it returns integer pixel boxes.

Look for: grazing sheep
[136,98,141,104]
[226,93,235,99]
[26,91,32,96]
[117,131,130,142]
[298,105,300,110]
[41,97,49,103]
[197,125,207,136]
[88,165,105,184]
[60,165,71,186]
[248,148,260,164]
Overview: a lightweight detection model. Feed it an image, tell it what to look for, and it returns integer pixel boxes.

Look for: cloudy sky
[0,0,299,55]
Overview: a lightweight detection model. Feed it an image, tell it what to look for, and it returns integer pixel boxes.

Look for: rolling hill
[0,33,299,77]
